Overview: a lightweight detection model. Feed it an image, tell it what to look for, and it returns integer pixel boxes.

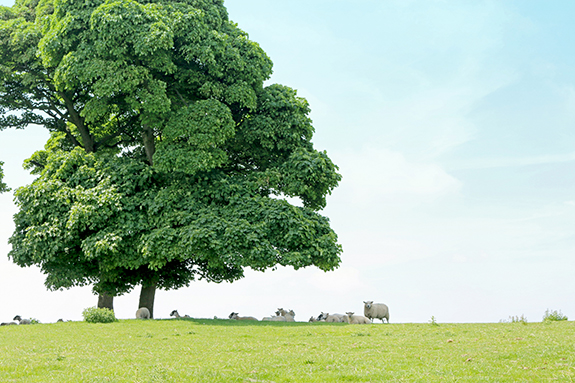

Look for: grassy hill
[0,318,573,382]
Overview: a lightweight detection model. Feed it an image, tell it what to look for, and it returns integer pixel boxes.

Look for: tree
[0,161,8,193]
[3,0,342,317]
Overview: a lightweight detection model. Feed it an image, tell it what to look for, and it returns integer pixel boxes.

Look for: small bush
[82,307,118,323]
[508,314,528,324]
[543,309,568,322]
[429,316,439,326]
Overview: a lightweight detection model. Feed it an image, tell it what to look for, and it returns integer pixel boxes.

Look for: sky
[1,0,574,324]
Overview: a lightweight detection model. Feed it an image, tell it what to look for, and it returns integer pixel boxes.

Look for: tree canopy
[2,0,342,316]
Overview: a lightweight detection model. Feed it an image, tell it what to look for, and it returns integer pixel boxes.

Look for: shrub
[543,309,568,322]
[508,314,528,324]
[82,307,118,323]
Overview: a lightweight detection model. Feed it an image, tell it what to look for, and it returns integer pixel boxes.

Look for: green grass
[1,319,574,382]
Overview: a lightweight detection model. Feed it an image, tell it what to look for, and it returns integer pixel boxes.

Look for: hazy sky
[1,0,574,324]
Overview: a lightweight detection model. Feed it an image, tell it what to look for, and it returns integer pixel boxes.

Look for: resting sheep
[229,312,258,321]
[1,322,17,326]
[319,312,348,323]
[13,315,31,325]
[346,312,371,324]
[136,307,150,319]
[170,310,190,319]
[363,301,390,323]
[277,308,296,322]
[262,314,287,321]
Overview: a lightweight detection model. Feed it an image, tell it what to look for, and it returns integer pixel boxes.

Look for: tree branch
[60,91,94,153]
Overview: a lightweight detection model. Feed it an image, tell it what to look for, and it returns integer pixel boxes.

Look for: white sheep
[363,301,390,323]
[346,312,371,324]
[319,312,348,323]
[229,312,258,321]
[13,315,31,325]
[170,310,190,319]
[262,309,287,321]
[136,307,150,319]
[277,308,296,322]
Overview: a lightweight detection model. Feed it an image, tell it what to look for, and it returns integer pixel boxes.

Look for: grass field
[0,318,573,382]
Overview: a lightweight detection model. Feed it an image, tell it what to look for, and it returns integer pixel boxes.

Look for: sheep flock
[2,300,389,325]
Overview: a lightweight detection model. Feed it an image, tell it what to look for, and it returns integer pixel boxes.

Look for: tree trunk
[142,125,155,166]
[138,282,157,319]
[97,293,114,311]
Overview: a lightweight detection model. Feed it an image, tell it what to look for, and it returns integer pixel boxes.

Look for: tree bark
[60,91,95,153]
[138,282,157,319]
[142,125,155,166]
[97,293,114,311]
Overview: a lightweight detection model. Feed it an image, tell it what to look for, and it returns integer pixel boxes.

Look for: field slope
[0,319,573,382]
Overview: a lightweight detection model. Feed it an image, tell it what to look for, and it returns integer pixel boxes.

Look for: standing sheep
[346,312,371,324]
[136,307,150,319]
[363,301,389,323]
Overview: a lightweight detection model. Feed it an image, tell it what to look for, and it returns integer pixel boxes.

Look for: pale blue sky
[0,0,574,323]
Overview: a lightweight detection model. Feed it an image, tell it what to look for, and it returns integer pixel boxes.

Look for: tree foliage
[2,0,342,309]
[0,161,8,193]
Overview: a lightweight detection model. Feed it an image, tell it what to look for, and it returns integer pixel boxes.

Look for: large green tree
[2,0,342,317]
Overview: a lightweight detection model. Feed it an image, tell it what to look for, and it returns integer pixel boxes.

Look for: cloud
[335,147,461,204]
[449,152,575,170]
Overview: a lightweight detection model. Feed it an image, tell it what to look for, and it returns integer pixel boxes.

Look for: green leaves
[154,99,234,174]
[0,161,8,192]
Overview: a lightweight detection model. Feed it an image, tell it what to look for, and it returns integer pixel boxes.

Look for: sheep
[229,312,258,321]
[262,309,287,321]
[13,315,31,325]
[170,310,190,319]
[363,301,390,323]
[1,322,17,326]
[136,307,150,319]
[346,312,371,324]
[277,308,296,322]
[320,312,348,323]
[309,316,325,322]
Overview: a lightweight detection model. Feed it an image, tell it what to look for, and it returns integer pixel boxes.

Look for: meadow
[0,318,573,382]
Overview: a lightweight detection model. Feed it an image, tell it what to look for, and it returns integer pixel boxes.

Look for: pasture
[0,319,573,382]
